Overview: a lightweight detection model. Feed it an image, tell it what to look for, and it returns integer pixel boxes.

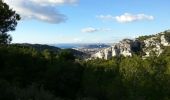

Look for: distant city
[52,43,112,49]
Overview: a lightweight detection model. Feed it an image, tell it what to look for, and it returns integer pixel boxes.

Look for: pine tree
[0,0,20,44]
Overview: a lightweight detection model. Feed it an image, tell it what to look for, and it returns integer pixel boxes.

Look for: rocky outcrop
[91,31,170,60]
[91,39,134,59]
[143,36,162,57]
[161,35,170,46]
[143,34,170,57]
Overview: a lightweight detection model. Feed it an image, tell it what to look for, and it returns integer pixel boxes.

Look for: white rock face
[143,34,170,57]
[91,47,112,59]
[91,32,170,60]
[119,39,132,57]
[91,39,133,60]
[161,35,170,46]
[143,36,163,57]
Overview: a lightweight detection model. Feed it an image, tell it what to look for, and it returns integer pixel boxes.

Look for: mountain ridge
[90,30,170,59]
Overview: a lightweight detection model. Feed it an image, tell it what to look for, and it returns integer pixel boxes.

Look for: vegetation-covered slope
[1,44,170,100]
[1,1,170,100]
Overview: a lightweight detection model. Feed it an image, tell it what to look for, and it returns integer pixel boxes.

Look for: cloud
[115,13,154,23]
[4,0,77,24]
[30,0,77,6]
[81,27,112,33]
[97,13,154,23]
[81,27,98,33]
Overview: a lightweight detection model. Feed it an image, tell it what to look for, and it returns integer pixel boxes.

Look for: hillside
[11,43,90,59]
[12,43,61,52]
[1,39,170,100]
[1,30,170,100]
[91,30,170,59]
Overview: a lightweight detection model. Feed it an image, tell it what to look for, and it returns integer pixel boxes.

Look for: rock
[91,31,170,60]
[91,39,133,60]
[161,35,170,46]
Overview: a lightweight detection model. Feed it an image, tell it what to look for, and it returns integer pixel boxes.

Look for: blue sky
[5,0,170,44]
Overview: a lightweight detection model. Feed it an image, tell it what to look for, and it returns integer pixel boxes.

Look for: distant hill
[11,43,90,59]
[65,48,90,59]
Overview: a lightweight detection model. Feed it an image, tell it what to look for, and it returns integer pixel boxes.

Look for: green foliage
[2,1,170,100]
[0,33,12,44]
[0,80,61,100]
[58,50,75,61]
[0,0,20,44]
[1,45,170,100]
[0,80,17,100]
[81,60,126,100]
[137,35,154,41]
[42,49,51,59]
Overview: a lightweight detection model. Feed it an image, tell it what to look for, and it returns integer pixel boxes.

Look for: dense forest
[1,0,170,100]
[1,44,170,100]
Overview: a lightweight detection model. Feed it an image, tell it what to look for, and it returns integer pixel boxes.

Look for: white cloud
[115,13,154,23]
[97,13,154,23]
[81,27,112,33]
[4,0,78,23]
[81,27,98,33]
[31,0,77,6]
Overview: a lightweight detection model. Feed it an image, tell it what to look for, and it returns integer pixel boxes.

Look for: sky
[4,0,170,44]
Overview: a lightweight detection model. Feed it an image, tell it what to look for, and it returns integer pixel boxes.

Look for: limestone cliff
[91,39,138,59]
[91,30,170,60]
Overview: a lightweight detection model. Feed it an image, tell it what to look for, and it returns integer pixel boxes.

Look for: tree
[0,0,20,44]
[58,50,75,61]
